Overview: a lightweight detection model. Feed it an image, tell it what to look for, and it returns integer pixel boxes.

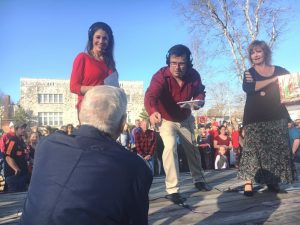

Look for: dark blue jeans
[5,174,28,192]
[295,150,300,163]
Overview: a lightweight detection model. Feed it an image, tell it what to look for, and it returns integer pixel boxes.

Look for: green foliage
[13,106,34,127]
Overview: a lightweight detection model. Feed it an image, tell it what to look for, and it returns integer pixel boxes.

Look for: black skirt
[238,119,297,184]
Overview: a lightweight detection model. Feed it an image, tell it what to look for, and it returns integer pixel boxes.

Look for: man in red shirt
[144,44,211,205]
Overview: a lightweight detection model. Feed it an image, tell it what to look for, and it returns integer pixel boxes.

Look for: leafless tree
[205,81,245,119]
[175,0,290,80]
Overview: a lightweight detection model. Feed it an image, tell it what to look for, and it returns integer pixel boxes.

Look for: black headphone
[166,44,193,68]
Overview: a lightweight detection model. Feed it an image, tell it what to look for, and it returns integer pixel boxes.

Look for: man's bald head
[79,85,127,139]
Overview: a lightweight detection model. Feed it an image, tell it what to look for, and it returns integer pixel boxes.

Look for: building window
[44,94,48,103]
[59,94,63,103]
[38,94,63,103]
[127,111,131,124]
[38,94,42,103]
[54,94,58,103]
[126,94,131,103]
[48,112,53,125]
[38,112,63,126]
[49,94,54,103]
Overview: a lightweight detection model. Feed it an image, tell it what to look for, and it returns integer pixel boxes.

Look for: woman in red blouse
[213,125,232,164]
[70,22,119,113]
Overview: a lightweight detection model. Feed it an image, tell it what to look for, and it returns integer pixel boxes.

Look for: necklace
[254,64,274,77]
[90,51,103,61]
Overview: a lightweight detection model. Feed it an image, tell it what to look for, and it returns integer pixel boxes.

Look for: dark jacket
[20,125,153,225]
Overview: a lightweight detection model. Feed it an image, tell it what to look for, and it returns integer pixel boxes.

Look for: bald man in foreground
[20,86,153,225]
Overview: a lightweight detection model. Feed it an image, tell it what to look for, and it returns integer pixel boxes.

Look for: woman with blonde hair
[238,40,297,196]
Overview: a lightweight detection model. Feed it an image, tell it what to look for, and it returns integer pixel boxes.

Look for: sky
[1,0,300,103]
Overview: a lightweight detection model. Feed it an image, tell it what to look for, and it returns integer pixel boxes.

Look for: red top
[214,135,232,159]
[0,131,14,153]
[144,67,205,122]
[209,129,219,146]
[135,129,157,157]
[70,53,113,109]
[231,130,240,148]
[214,135,232,147]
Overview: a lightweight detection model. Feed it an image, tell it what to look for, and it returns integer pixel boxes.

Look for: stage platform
[1,164,300,225]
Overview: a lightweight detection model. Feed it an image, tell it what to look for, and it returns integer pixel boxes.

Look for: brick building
[20,78,144,128]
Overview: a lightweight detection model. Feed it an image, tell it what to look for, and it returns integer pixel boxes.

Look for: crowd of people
[0,21,298,224]
[0,122,80,192]
[0,114,299,189]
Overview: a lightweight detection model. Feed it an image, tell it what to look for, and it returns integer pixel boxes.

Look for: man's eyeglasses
[170,62,187,67]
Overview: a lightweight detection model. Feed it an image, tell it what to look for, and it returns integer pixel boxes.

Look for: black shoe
[195,182,212,191]
[267,184,280,193]
[165,193,186,205]
[244,190,254,196]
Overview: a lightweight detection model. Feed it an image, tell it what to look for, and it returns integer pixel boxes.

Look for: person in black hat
[4,121,29,192]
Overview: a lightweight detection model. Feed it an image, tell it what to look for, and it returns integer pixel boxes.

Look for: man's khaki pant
[159,116,205,194]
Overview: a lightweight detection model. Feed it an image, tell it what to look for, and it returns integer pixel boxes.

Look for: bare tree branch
[175,0,291,81]
[254,0,263,40]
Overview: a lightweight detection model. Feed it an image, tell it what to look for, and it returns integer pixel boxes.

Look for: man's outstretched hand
[150,112,161,125]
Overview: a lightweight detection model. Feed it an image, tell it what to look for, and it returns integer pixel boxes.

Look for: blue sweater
[20,125,152,225]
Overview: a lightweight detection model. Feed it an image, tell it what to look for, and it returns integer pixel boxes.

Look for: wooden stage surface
[1,163,300,225]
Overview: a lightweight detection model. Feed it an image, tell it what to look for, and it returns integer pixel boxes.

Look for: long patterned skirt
[238,119,297,184]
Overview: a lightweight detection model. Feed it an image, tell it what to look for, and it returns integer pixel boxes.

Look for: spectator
[288,120,300,162]
[31,126,42,138]
[1,122,15,153]
[25,132,39,178]
[59,125,67,134]
[135,120,157,175]
[4,122,29,192]
[42,126,52,137]
[0,129,4,176]
[214,146,229,170]
[213,125,232,164]
[117,122,131,150]
[0,172,4,192]
[131,119,142,152]
[154,128,164,175]
[235,126,245,168]
[209,121,219,150]
[197,126,213,170]
[20,86,152,225]
[295,119,300,129]
[66,124,74,135]
[230,124,240,167]
[210,121,219,139]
